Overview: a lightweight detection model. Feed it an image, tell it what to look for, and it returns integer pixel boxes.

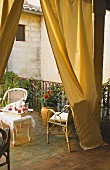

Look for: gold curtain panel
[0,0,24,81]
[40,0,104,150]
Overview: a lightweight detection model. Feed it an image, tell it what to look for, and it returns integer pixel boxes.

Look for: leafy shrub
[0,71,34,108]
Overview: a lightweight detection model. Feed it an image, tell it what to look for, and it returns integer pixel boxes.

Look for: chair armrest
[48,105,70,117]
[47,109,57,119]
[47,109,56,114]
[60,105,70,113]
[0,128,10,157]
[64,105,69,107]
[0,128,7,149]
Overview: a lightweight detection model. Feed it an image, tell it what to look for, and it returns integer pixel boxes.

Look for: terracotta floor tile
[0,111,110,170]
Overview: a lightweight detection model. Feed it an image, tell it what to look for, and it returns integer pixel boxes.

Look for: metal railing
[23,79,68,111]
[101,84,110,119]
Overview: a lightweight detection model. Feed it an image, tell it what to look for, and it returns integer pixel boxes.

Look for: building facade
[103,10,110,83]
[7,2,61,83]
[7,2,110,84]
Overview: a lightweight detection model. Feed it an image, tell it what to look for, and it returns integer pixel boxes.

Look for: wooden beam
[93,0,106,125]
[106,0,110,10]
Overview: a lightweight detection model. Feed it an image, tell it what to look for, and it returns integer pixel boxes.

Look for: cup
[14,107,17,111]
[18,108,21,113]
[22,103,28,112]
[8,107,12,111]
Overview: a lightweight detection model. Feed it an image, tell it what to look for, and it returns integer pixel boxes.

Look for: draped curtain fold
[0,0,24,81]
[40,0,104,150]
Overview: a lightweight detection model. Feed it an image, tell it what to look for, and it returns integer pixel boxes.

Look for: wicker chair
[1,88,28,108]
[47,105,75,152]
[0,128,10,170]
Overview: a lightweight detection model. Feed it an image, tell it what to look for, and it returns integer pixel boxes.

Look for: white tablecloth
[0,112,36,130]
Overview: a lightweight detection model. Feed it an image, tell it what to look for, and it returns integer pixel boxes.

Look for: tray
[3,111,29,117]
[0,107,33,117]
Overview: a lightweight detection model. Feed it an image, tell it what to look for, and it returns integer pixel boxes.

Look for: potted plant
[40,83,63,125]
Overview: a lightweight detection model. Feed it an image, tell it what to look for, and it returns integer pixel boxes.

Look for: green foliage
[36,81,66,109]
[0,71,34,107]
[1,71,19,95]
[0,71,67,110]
[35,81,42,111]
[18,77,34,101]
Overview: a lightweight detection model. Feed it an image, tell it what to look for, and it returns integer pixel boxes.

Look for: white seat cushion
[50,112,68,123]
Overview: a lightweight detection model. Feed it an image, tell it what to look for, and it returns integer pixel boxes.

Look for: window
[16,24,25,41]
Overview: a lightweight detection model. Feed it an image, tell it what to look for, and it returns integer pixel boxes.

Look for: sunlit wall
[103,10,110,83]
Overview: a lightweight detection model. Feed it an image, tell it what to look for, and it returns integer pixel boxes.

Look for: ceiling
[106,0,110,10]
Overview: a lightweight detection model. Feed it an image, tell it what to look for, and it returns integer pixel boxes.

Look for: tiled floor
[0,111,110,170]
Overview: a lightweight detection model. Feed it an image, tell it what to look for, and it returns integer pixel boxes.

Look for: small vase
[41,106,57,126]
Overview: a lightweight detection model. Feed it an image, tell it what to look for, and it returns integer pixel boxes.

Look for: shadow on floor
[101,119,110,145]
[0,111,110,170]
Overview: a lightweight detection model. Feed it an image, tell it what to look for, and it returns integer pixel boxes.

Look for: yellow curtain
[0,0,24,81]
[40,0,104,149]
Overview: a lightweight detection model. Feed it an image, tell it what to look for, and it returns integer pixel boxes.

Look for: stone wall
[41,17,61,83]
[103,10,110,83]
[8,11,41,79]
[7,10,61,83]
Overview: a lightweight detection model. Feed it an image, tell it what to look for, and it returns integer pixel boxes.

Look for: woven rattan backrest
[3,88,28,104]
[8,91,25,103]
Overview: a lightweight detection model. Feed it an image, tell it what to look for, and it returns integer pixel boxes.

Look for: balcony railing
[2,71,109,115]
[101,83,110,119]
[19,78,68,111]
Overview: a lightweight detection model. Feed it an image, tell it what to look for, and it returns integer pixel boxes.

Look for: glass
[8,107,12,111]
[18,108,21,113]
[22,103,29,112]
